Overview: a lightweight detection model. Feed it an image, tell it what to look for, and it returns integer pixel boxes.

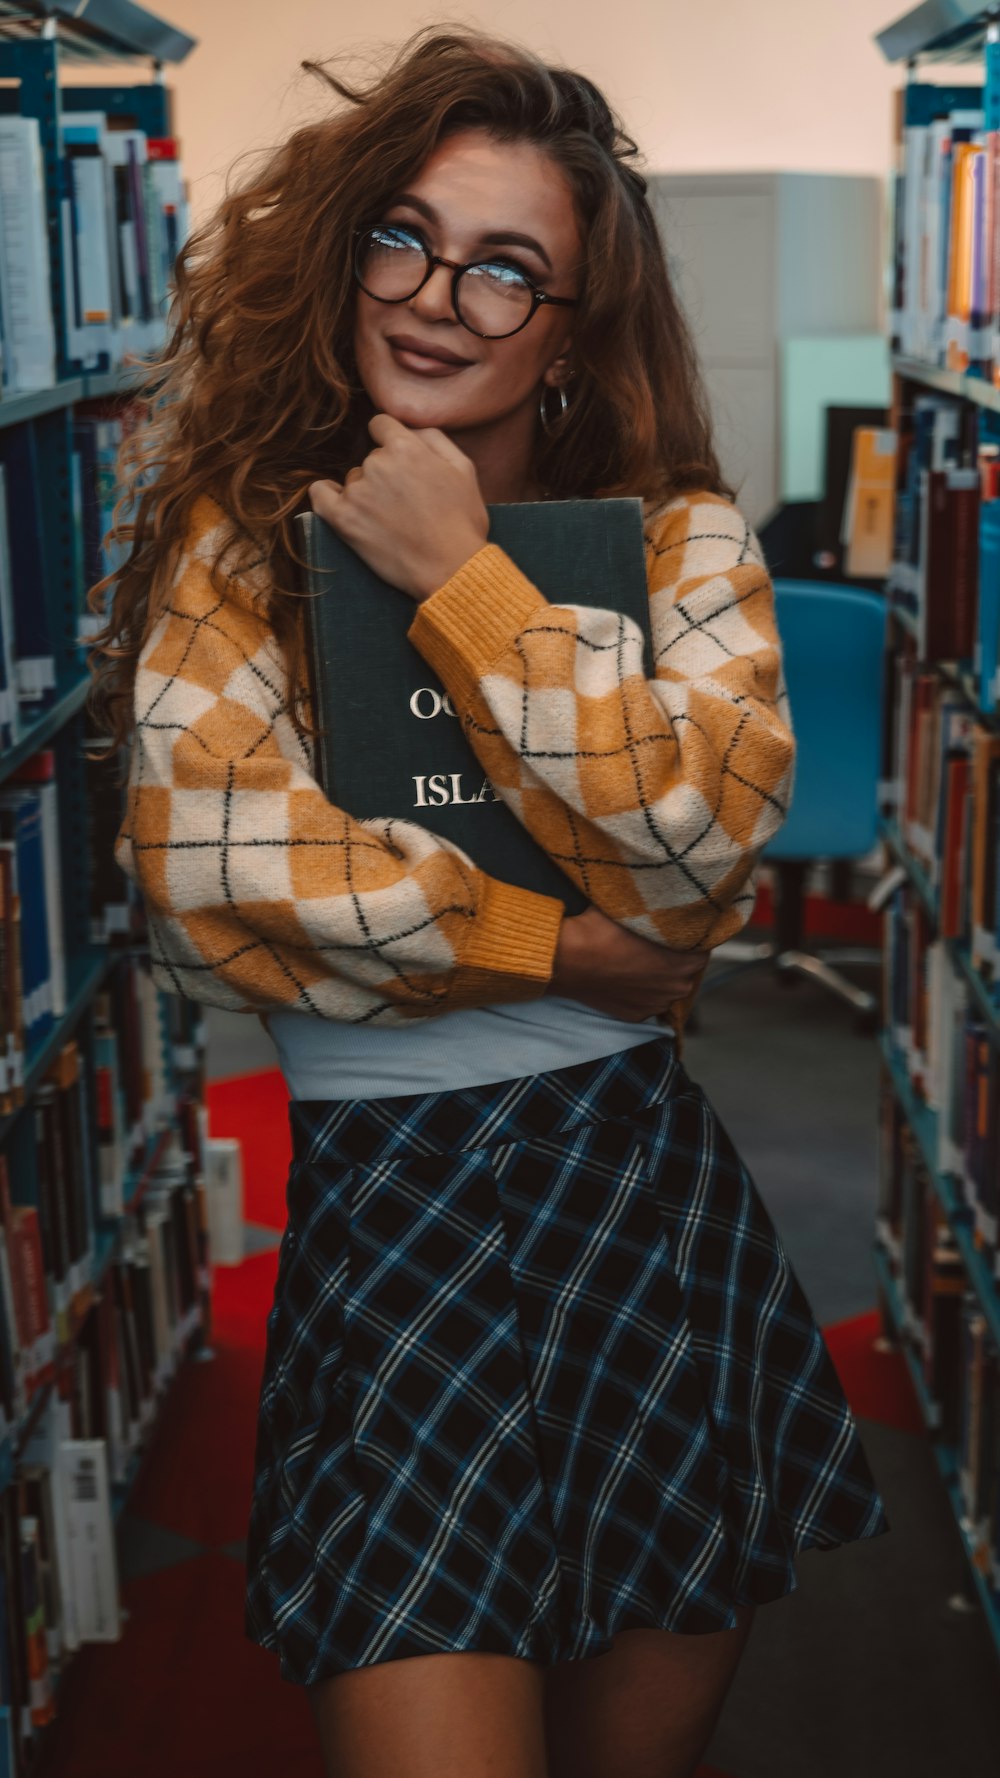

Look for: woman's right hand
[547,905,709,1022]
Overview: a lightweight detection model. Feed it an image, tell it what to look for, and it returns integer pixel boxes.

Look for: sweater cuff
[448,871,564,1008]
[408,544,550,710]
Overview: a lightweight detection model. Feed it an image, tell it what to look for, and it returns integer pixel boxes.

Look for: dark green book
[295,498,653,915]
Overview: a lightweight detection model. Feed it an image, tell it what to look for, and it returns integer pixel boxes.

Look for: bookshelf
[874,2,1000,1666]
[0,7,209,1772]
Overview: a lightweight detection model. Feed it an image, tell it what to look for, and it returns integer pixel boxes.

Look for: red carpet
[198,1066,293,1229]
[35,1050,917,1778]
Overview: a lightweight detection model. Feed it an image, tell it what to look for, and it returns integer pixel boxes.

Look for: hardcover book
[296,499,654,915]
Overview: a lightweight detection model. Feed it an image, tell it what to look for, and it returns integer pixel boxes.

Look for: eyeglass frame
[352,223,579,340]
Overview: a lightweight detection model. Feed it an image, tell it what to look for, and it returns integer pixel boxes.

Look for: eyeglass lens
[356,226,535,337]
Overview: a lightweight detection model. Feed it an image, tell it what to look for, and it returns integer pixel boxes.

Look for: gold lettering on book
[413,773,501,807]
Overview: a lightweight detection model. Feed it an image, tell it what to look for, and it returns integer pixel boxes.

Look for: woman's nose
[409,262,460,325]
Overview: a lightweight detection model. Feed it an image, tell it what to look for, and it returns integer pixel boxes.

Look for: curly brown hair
[86,24,731,755]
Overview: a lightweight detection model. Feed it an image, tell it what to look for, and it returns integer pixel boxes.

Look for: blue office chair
[695,578,888,1032]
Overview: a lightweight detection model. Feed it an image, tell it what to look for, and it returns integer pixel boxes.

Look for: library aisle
[29,955,1000,1778]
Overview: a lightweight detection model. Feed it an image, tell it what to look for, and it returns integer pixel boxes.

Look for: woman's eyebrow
[389,192,553,273]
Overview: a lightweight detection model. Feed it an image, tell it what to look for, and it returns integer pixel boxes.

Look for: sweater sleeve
[114,502,564,1025]
[407,490,796,954]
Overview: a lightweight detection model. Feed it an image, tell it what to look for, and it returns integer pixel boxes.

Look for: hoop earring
[539,383,570,436]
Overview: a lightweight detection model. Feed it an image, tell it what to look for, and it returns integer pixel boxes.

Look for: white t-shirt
[265,995,675,1102]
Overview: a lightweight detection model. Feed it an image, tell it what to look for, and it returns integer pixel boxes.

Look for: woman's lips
[386,335,474,377]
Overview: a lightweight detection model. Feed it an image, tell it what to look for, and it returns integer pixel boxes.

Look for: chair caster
[853,1005,880,1037]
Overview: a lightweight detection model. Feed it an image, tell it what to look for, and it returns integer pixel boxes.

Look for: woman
[90,28,890,1778]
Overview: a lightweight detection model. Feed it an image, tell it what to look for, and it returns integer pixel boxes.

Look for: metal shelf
[876,2,998,66]
[0,673,91,786]
[0,362,154,433]
[872,1243,1000,1654]
[892,353,1000,411]
[0,378,86,427]
[0,1,195,64]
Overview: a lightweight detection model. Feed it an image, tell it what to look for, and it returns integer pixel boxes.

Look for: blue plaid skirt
[244,1033,890,1685]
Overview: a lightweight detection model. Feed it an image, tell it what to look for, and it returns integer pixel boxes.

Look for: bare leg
[543,1605,755,1778]
[307,1648,550,1778]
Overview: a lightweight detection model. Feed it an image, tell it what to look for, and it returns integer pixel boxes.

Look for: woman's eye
[478,259,532,288]
[372,224,424,252]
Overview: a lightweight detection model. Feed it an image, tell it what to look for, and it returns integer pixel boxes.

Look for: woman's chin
[372,388,467,431]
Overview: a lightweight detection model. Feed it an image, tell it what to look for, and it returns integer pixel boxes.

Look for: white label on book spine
[14,655,56,698]
[59,1439,121,1642]
[971,924,995,971]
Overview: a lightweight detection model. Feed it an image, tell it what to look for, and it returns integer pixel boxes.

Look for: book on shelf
[0,39,205,1774]
[891,85,1000,377]
[59,114,117,377]
[841,425,896,579]
[0,106,190,395]
[889,387,1000,716]
[297,499,654,915]
[0,790,52,1055]
[0,1162,54,1414]
[877,1070,1000,1594]
[73,405,143,628]
[0,425,56,716]
[0,117,57,396]
[0,467,17,753]
[883,650,1000,981]
[880,19,1000,1667]
[0,1005,211,1772]
[8,751,65,1022]
[0,946,205,1349]
[881,883,1000,1261]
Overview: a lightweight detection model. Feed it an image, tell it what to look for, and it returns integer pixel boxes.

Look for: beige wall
[67,1,977,225]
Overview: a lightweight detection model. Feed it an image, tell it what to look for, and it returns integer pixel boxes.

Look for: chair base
[701,936,881,1027]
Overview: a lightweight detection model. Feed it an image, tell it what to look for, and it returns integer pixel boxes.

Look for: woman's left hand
[308,413,489,603]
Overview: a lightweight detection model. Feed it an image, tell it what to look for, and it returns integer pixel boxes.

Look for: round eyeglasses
[353,223,578,341]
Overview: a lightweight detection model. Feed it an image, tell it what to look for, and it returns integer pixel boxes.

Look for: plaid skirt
[244,1033,890,1685]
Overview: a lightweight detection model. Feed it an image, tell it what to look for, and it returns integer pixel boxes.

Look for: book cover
[17,1516,53,1728]
[0,793,51,1048]
[817,405,890,576]
[0,428,55,714]
[0,1229,24,1427]
[92,1008,125,1220]
[971,729,1000,970]
[977,497,1000,713]
[297,499,654,915]
[19,1467,64,1667]
[843,426,895,578]
[9,1209,53,1401]
[0,117,57,393]
[9,753,65,1020]
[941,751,971,937]
[948,467,981,663]
[59,142,114,374]
[0,468,19,753]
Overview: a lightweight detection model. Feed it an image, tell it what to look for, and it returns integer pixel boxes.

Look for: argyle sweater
[114,489,796,1045]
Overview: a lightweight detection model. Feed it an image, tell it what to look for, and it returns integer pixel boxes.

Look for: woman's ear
[542,343,574,390]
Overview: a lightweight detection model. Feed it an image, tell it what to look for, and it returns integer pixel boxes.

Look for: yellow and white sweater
[114,488,796,1044]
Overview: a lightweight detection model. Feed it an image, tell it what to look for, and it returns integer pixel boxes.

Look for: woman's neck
[445,402,544,504]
